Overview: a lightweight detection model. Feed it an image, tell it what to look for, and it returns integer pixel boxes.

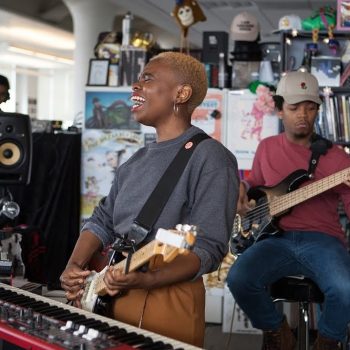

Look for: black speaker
[202,31,229,64]
[0,113,32,185]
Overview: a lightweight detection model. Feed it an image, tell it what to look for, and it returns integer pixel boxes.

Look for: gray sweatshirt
[82,126,239,277]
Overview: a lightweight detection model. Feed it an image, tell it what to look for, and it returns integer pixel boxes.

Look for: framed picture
[87,59,109,86]
[311,56,341,87]
[108,63,119,87]
[337,0,350,31]
[84,89,140,130]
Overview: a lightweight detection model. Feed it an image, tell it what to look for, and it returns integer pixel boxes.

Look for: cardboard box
[205,287,224,323]
[222,284,262,334]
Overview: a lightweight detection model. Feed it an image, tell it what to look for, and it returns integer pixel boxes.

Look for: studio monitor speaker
[0,113,32,185]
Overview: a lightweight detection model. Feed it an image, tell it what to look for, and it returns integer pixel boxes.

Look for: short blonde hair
[150,51,208,113]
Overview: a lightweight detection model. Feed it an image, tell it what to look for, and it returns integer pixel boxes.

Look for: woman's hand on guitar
[104,266,151,296]
[60,263,91,308]
[237,182,256,215]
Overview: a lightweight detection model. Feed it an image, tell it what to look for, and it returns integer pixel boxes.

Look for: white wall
[36,67,74,125]
[0,63,74,126]
[16,73,28,114]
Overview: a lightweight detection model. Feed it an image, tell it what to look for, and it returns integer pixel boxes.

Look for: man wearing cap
[227,71,350,350]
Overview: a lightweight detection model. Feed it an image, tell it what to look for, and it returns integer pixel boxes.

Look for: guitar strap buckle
[308,134,332,177]
[112,233,136,274]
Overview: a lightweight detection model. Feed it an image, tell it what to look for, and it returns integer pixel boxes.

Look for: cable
[225,299,237,350]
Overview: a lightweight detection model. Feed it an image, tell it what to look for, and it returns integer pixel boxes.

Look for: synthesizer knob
[0,305,9,320]
[19,308,25,320]
[27,319,35,329]
[27,308,33,318]
[35,313,43,326]
[0,306,9,320]
[63,340,72,347]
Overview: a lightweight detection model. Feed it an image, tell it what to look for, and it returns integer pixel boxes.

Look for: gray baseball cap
[276,71,322,105]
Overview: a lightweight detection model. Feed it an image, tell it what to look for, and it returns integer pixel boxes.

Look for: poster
[85,89,140,130]
[191,88,224,142]
[81,129,144,218]
[337,0,350,30]
[226,89,279,170]
[82,88,156,218]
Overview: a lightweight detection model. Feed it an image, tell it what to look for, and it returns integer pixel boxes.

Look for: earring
[173,102,179,115]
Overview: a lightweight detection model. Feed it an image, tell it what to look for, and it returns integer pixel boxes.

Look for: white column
[63,0,116,122]
[37,70,54,120]
[16,73,28,115]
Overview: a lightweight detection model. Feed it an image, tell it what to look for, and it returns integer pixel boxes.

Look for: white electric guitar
[81,224,197,314]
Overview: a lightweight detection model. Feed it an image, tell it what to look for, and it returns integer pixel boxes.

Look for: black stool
[270,276,324,350]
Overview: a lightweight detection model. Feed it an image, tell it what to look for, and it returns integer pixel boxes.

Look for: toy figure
[171,0,206,52]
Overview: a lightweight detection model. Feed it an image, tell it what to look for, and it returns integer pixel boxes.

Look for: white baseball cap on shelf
[230,11,260,42]
[276,71,322,105]
[278,14,302,31]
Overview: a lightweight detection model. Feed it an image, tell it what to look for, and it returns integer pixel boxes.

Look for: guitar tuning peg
[182,224,192,232]
[188,225,198,235]
[175,224,198,235]
[175,224,183,231]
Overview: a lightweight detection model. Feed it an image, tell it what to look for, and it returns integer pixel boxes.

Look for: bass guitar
[230,167,350,256]
[81,224,197,313]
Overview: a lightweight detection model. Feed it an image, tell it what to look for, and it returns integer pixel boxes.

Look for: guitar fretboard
[94,240,175,295]
[94,240,158,294]
[270,167,350,215]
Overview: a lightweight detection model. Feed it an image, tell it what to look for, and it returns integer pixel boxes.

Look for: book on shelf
[319,93,350,143]
[341,95,350,142]
[340,61,350,87]
[204,63,219,88]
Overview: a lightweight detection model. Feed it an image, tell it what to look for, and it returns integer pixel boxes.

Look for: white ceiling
[0,0,338,65]
[110,0,337,46]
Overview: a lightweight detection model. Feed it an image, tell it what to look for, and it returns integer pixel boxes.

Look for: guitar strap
[116,132,211,247]
[307,133,332,178]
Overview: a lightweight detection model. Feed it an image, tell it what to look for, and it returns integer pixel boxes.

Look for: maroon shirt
[246,133,350,243]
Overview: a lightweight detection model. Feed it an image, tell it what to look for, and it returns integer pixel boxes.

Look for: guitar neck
[115,240,159,272]
[94,240,174,295]
[271,167,350,215]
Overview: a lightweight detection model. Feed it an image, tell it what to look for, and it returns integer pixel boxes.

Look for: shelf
[320,87,350,95]
[278,30,350,145]
[279,30,349,73]
[279,29,350,39]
